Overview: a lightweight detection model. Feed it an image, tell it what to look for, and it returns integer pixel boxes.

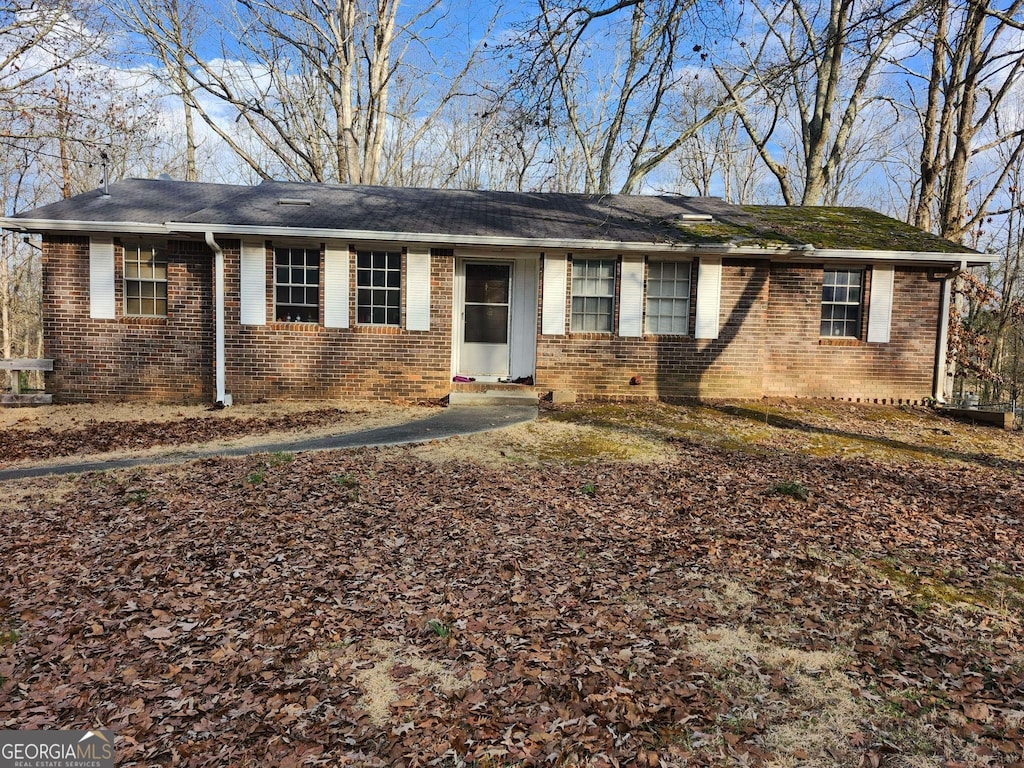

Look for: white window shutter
[405,248,431,331]
[323,243,349,329]
[694,256,722,340]
[542,254,567,335]
[619,256,644,337]
[867,264,894,343]
[239,240,266,325]
[89,236,116,319]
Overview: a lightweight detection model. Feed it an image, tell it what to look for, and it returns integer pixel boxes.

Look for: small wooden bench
[1,358,54,405]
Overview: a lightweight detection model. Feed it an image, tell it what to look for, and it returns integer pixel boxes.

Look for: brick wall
[222,240,454,401]
[763,264,939,402]
[44,236,455,403]
[43,235,213,403]
[42,234,943,404]
[537,259,940,403]
[537,258,771,400]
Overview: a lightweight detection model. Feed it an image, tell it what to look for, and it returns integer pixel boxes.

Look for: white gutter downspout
[205,232,231,406]
[933,260,966,404]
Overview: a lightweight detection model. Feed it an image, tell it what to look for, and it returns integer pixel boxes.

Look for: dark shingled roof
[176,180,739,244]
[13,180,245,226]
[8,178,978,255]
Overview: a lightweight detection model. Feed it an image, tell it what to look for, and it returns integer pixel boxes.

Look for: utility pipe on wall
[933,260,967,404]
[205,231,230,406]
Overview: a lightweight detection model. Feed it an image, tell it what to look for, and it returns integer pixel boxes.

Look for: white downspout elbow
[205,231,230,406]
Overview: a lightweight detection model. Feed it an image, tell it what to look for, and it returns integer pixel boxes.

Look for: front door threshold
[451,377,538,390]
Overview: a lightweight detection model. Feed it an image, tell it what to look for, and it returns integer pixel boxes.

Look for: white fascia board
[165,222,822,255]
[166,222,704,252]
[5,218,992,267]
[799,247,994,266]
[0,218,171,235]
[8,216,746,253]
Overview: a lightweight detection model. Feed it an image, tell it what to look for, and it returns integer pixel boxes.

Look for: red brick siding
[537,259,938,402]
[42,235,213,403]
[223,241,454,402]
[763,264,939,402]
[537,258,770,399]
[42,234,942,404]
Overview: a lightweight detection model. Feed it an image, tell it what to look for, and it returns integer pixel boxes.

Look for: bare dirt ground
[1,398,1022,767]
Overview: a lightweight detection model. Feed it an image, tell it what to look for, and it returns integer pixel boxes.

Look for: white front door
[460,261,512,378]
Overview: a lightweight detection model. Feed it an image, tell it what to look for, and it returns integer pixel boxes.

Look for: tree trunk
[937,0,987,241]
[913,0,948,232]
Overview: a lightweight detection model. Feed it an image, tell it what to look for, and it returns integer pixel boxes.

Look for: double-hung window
[821,268,863,338]
[357,249,401,325]
[123,242,168,317]
[274,245,320,323]
[571,258,616,332]
[646,260,691,335]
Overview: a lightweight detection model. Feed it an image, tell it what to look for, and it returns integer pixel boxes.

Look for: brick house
[1,178,992,405]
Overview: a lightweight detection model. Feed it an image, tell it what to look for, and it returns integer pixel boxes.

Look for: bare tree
[0,226,42,388]
[716,0,926,206]
[885,0,1024,400]
[905,0,1024,242]
[0,0,106,190]
[1,1,103,384]
[0,0,99,105]
[944,131,1024,404]
[222,0,405,183]
[113,0,494,185]
[1,1,167,391]
[109,0,206,181]
[502,0,741,195]
[0,134,45,388]
[665,80,768,202]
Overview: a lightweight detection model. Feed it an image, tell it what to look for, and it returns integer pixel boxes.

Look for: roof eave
[1,218,170,235]
[3,219,993,265]
[808,247,992,266]
[1,217,794,252]
[165,222,758,253]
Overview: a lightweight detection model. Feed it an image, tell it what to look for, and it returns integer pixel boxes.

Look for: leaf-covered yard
[1,400,1022,767]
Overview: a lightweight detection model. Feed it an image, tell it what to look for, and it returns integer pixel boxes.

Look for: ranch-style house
[0,178,994,405]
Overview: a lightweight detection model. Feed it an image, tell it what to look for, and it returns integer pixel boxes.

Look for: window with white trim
[357,249,402,325]
[646,260,691,335]
[571,258,615,332]
[123,242,167,317]
[820,268,863,338]
[274,245,320,323]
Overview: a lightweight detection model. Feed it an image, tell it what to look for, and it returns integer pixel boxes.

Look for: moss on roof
[669,221,767,245]
[740,205,975,254]
[5,178,978,256]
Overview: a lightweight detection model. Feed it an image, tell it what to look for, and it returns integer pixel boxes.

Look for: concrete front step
[1,393,53,406]
[448,389,540,407]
